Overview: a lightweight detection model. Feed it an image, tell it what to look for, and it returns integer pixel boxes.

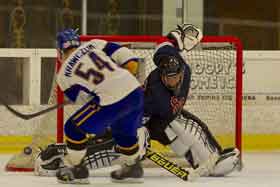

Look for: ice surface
[1,152,280,187]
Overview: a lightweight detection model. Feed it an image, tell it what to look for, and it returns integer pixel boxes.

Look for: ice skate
[111,159,144,183]
[56,164,89,184]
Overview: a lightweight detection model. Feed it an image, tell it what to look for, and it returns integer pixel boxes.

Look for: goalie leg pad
[211,148,242,177]
[168,136,198,169]
[83,130,119,169]
[83,127,150,170]
[34,143,67,176]
[167,118,220,174]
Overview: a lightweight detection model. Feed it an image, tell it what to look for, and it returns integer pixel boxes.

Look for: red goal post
[56,35,243,155]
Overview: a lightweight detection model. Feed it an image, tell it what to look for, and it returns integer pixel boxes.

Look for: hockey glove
[167,24,203,51]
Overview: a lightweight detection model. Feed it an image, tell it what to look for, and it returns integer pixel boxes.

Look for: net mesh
[5,35,242,172]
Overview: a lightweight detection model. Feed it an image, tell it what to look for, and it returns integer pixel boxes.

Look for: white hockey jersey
[57,40,141,106]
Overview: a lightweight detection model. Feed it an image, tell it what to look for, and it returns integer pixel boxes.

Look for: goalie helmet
[158,55,185,93]
[57,28,81,52]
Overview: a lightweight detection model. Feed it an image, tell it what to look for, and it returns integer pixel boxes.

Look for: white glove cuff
[170,31,184,50]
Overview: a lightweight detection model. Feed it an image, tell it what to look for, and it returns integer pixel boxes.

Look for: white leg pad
[211,148,241,176]
[167,119,219,166]
[169,137,190,156]
[64,149,86,166]
[165,124,191,156]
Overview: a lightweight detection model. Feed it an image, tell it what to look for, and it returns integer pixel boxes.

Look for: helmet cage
[57,28,81,53]
[158,55,185,92]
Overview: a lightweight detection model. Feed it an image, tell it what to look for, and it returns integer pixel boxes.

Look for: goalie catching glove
[167,24,203,51]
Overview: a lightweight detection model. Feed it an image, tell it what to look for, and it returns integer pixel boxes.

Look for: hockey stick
[145,148,196,181]
[146,147,219,181]
[0,98,71,120]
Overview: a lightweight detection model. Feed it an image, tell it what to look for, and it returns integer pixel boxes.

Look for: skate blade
[111,177,144,183]
[57,178,90,184]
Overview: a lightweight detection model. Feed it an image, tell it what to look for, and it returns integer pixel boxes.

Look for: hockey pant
[64,88,143,151]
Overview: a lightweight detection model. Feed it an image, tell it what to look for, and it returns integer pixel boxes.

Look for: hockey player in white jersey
[37,28,148,184]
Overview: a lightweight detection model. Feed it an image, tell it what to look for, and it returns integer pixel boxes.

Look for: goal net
[5,35,243,172]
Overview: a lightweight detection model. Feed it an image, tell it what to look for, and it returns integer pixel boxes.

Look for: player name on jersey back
[64,43,95,77]
[57,42,141,106]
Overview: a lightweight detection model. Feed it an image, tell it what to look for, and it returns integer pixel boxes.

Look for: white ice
[0,152,280,187]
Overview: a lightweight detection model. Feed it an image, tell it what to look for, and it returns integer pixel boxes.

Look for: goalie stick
[145,148,196,181]
[145,147,219,181]
[0,98,71,120]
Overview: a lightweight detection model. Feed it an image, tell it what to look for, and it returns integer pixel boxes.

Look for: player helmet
[57,28,81,52]
[158,55,185,92]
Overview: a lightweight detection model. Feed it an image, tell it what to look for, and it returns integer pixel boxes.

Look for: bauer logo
[146,149,189,180]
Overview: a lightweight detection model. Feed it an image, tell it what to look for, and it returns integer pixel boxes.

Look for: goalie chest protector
[143,64,191,123]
